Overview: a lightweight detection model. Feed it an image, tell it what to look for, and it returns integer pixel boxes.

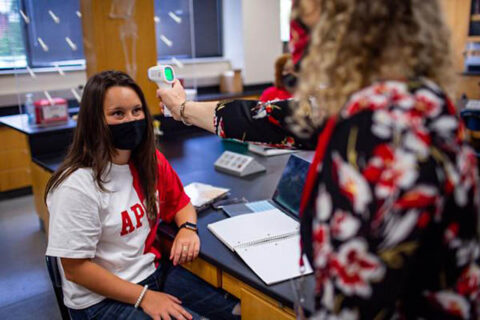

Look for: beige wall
[223,0,283,85]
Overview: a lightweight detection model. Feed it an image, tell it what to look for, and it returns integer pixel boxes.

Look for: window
[280,0,292,43]
[0,0,84,70]
[21,0,84,67]
[154,0,223,59]
[0,0,223,71]
[0,0,26,68]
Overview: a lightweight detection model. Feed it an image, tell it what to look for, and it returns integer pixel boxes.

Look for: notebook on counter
[208,208,313,285]
[248,143,297,157]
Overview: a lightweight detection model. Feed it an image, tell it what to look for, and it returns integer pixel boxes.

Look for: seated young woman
[45,70,240,320]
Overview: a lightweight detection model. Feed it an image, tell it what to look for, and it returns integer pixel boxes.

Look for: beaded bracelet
[134,284,149,309]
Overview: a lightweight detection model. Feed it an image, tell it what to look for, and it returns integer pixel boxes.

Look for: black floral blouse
[214,79,480,319]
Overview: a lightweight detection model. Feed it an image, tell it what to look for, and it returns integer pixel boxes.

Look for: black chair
[45,255,71,320]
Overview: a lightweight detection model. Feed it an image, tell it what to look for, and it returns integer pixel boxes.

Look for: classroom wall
[0,0,282,107]
[241,0,283,85]
[223,0,245,71]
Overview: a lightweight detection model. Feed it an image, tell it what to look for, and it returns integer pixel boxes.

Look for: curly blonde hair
[295,0,455,125]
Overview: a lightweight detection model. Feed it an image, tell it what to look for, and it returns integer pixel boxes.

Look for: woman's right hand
[156,79,187,121]
[140,290,192,320]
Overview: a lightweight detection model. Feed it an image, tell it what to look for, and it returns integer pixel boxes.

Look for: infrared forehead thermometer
[148,65,176,116]
[148,65,175,88]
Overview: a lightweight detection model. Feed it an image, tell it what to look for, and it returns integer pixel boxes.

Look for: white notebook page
[236,234,313,285]
[207,209,300,251]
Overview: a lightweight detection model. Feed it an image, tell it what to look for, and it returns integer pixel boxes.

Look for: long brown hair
[274,53,292,89]
[295,0,454,125]
[45,70,159,221]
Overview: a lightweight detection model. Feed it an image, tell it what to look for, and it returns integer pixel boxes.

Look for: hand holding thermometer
[148,65,176,116]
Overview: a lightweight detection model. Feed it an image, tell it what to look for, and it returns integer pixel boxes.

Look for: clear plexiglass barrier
[4,0,201,132]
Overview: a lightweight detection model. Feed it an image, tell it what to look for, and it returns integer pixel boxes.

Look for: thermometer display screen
[164,67,174,82]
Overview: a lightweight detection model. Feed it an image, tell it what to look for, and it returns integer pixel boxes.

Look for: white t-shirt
[46,157,189,310]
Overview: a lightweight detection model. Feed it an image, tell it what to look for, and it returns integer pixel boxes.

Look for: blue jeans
[69,262,240,320]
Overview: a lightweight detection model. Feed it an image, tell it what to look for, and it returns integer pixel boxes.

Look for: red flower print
[413,89,443,118]
[370,109,407,139]
[343,81,409,118]
[281,136,296,147]
[381,81,408,97]
[330,210,360,241]
[454,146,479,207]
[425,291,470,319]
[267,115,281,127]
[456,264,480,299]
[330,239,385,298]
[394,185,438,210]
[343,93,388,117]
[444,222,459,244]
[363,144,418,199]
[403,128,431,158]
[313,223,331,269]
[417,211,431,228]
[218,118,226,138]
[430,116,459,144]
[332,153,372,214]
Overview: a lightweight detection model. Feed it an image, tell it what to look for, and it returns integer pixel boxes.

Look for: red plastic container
[34,98,68,125]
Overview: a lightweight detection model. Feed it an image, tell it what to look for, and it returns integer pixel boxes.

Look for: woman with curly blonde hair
[158,0,480,318]
[296,0,455,125]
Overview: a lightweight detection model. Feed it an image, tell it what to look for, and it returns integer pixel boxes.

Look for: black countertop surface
[0,114,77,135]
[32,133,315,314]
[155,135,316,314]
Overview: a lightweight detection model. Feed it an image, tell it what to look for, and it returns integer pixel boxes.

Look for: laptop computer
[222,153,312,219]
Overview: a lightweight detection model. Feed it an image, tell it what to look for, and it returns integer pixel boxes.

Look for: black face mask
[282,73,298,89]
[108,119,146,150]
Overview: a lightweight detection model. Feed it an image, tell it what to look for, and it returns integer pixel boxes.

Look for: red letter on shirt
[131,203,145,228]
[120,210,135,236]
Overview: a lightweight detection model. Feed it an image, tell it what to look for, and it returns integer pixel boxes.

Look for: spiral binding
[234,230,299,249]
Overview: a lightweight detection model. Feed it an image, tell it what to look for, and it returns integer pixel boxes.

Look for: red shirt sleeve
[260,87,292,103]
[260,87,277,102]
[156,150,190,223]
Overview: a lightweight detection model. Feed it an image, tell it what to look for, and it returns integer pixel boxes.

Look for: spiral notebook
[207,209,313,285]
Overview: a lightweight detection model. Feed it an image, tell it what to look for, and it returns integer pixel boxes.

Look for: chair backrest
[45,255,71,320]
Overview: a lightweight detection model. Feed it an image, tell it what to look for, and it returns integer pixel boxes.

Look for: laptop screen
[272,154,310,217]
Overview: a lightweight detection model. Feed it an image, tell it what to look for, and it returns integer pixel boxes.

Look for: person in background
[157,0,480,318]
[45,70,240,320]
[259,53,296,103]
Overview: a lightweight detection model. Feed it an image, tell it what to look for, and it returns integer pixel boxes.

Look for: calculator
[214,151,266,177]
